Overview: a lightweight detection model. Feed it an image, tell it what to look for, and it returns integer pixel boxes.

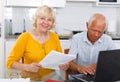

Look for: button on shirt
[69,31,116,66]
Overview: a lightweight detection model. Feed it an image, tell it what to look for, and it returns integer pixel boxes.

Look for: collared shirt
[69,31,116,66]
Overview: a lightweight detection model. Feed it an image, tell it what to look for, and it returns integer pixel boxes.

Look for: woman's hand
[59,63,69,71]
[24,63,42,72]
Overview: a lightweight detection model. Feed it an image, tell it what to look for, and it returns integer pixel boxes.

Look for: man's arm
[69,61,96,75]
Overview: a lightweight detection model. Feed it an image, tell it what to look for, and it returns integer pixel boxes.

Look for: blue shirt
[69,31,116,66]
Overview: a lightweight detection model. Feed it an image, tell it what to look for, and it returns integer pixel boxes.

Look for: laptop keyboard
[72,74,95,82]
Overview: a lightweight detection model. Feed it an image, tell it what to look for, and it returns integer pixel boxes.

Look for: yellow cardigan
[7,32,62,80]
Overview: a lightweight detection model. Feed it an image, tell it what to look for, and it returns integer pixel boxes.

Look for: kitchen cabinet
[5,0,42,7]
[5,0,66,7]
[113,40,120,49]
[67,0,96,2]
[42,0,66,7]
[0,37,3,78]
[5,40,15,60]
[5,40,15,78]
[0,0,5,78]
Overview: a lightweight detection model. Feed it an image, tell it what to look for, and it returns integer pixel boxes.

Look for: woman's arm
[12,62,42,72]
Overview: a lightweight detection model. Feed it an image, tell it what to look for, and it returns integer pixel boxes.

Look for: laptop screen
[94,49,120,82]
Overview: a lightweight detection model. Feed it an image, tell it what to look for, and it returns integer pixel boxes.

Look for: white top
[69,31,116,66]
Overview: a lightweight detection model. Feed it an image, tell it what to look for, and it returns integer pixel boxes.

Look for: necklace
[42,43,46,55]
[41,32,50,56]
[32,29,50,55]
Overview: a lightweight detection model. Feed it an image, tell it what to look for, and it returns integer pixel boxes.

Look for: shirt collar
[83,32,102,44]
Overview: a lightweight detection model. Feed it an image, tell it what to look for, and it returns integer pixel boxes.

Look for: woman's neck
[30,29,50,44]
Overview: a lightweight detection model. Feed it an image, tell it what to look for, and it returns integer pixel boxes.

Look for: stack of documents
[39,50,76,70]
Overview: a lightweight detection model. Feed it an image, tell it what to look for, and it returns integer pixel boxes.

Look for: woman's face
[36,13,54,32]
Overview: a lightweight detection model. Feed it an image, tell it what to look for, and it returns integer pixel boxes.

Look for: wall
[56,2,120,35]
[0,0,5,78]
[4,2,120,35]
[4,7,34,35]
[0,0,2,22]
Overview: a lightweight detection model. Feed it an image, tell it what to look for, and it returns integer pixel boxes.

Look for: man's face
[87,20,106,44]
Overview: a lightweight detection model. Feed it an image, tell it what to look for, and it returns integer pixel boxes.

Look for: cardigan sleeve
[6,32,29,68]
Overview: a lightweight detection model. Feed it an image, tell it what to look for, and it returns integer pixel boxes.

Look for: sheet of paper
[0,78,30,82]
[39,50,76,70]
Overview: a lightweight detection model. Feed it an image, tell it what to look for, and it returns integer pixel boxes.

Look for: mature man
[68,13,116,78]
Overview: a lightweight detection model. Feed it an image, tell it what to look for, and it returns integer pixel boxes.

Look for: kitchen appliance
[8,19,12,35]
[72,31,83,34]
[23,18,26,32]
[97,0,120,5]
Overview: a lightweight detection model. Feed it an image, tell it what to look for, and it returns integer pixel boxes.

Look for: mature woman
[7,5,68,81]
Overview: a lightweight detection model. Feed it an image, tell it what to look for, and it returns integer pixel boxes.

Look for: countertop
[5,34,120,40]
[108,34,120,40]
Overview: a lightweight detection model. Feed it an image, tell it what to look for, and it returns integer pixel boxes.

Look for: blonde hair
[32,5,56,28]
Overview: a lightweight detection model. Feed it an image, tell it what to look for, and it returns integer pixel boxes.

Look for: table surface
[6,69,66,82]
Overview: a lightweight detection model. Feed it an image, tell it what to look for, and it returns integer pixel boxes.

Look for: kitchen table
[6,69,66,82]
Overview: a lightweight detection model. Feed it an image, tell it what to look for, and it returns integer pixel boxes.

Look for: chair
[64,49,71,80]
[64,49,69,54]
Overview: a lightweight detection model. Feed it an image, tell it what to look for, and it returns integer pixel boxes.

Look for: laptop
[72,49,120,82]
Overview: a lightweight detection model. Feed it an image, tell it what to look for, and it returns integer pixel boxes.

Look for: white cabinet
[5,0,66,7]
[42,0,66,7]
[5,0,42,7]
[5,40,15,60]
[0,0,5,78]
[0,38,3,78]
[113,40,120,49]
[67,0,96,2]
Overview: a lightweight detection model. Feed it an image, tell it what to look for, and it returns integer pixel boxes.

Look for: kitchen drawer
[113,40,120,49]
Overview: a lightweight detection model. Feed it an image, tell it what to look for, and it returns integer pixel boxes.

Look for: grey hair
[88,13,108,31]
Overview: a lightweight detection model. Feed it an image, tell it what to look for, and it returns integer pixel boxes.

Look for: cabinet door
[5,40,15,59]
[6,0,42,7]
[67,0,95,2]
[6,0,66,7]
[113,40,120,49]
[42,0,66,7]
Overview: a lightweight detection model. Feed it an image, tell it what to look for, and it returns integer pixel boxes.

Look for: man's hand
[77,64,96,75]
